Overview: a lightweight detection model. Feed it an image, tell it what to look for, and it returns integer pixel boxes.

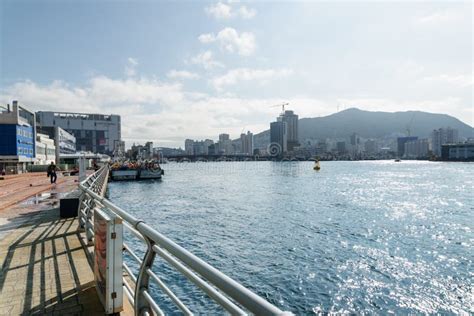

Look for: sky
[0,0,472,148]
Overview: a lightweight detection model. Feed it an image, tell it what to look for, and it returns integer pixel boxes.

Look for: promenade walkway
[0,174,105,315]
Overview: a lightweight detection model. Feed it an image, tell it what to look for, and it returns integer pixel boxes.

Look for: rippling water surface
[108,161,473,314]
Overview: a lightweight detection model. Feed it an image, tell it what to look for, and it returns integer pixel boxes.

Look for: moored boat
[111,169,138,180]
[138,168,163,180]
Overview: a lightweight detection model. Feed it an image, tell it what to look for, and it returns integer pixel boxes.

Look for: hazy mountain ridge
[252,108,473,148]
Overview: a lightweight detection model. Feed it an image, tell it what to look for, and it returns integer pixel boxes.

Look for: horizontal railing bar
[143,290,165,316]
[152,245,245,315]
[142,224,284,316]
[79,184,142,227]
[123,262,137,283]
[123,221,146,242]
[146,268,193,316]
[123,243,143,265]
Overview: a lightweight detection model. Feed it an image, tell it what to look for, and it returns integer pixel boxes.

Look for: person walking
[47,161,58,184]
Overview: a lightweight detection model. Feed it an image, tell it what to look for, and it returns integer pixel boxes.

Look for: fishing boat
[110,160,164,181]
[138,161,163,180]
[111,169,138,180]
[110,161,139,181]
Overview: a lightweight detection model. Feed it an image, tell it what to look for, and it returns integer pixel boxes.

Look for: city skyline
[1,1,472,148]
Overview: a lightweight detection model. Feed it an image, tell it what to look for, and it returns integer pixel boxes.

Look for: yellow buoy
[313,160,321,171]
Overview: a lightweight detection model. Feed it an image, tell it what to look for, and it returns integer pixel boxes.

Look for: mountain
[252,108,473,148]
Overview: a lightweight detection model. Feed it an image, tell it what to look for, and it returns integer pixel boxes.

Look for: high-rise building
[404,139,429,158]
[350,133,360,146]
[270,121,287,154]
[219,133,230,142]
[364,139,377,154]
[218,133,233,154]
[278,110,299,151]
[0,101,36,173]
[397,136,418,157]
[184,139,194,155]
[36,111,121,154]
[336,141,346,154]
[431,127,459,157]
[240,131,253,155]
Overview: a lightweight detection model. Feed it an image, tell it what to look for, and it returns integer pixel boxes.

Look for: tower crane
[406,112,416,137]
[270,102,289,114]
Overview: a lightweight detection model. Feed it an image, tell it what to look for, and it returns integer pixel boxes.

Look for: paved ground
[0,173,134,315]
[0,208,104,315]
[0,172,76,211]
[0,174,106,315]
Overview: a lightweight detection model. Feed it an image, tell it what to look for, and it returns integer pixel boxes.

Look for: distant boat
[394,159,401,162]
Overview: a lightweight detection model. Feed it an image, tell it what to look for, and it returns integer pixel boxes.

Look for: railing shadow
[0,207,103,314]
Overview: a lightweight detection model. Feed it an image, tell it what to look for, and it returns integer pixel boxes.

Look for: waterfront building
[35,133,56,165]
[36,111,121,154]
[184,139,194,155]
[113,139,125,158]
[441,143,474,161]
[270,121,287,154]
[193,141,207,155]
[240,131,253,155]
[431,127,459,157]
[0,101,36,174]
[397,136,418,158]
[336,141,346,154]
[350,133,360,146]
[364,139,377,154]
[38,126,76,164]
[278,110,299,151]
[403,139,429,159]
[218,133,233,154]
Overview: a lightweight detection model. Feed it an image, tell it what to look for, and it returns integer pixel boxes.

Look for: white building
[240,131,253,155]
[431,127,459,157]
[35,133,56,165]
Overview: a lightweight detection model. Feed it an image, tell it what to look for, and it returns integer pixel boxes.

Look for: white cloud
[2,76,472,148]
[124,57,139,77]
[167,70,200,80]
[205,2,232,19]
[188,51,224,70]
[415,10,463,25]
[211,68,293,90]
[198,28,256,56]
[238,6,256,19]
[421,74,473,88]
[205,2,256,20]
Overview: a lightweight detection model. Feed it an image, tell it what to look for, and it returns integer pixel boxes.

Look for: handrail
[78,165,291,315]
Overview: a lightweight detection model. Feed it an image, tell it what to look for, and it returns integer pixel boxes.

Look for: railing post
[77,192,88,231]
[134,235,156,316]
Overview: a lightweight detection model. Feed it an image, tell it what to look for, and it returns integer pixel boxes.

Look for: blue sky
[1,0,472,147]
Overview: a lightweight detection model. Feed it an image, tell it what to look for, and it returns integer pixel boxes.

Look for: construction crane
[406,112,416,136]
[270,102,289,114]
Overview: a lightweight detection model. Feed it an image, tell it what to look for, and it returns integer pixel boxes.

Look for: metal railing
[78,165,290,315]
